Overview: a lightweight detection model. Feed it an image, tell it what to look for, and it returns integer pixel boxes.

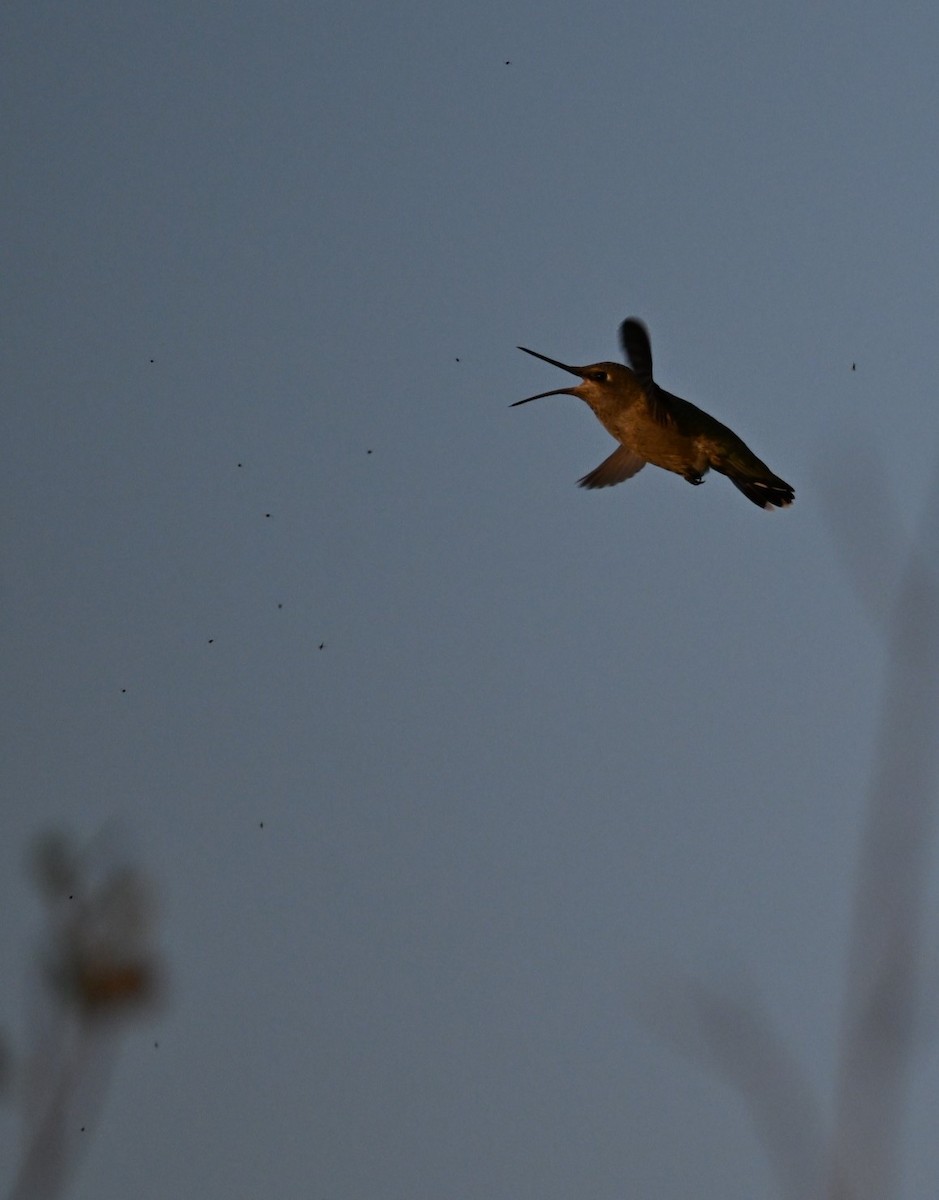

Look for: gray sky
[4,2,939,1197]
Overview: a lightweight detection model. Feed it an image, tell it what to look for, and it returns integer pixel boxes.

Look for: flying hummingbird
[513,318,794,510]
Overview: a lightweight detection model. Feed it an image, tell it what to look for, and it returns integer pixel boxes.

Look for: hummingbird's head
[513,348,636,408]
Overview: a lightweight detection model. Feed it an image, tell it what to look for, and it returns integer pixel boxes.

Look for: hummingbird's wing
[620,319,654,386]
[578,446,646,489]
[620,318,675,428]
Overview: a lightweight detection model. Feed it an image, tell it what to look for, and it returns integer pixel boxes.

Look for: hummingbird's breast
[593,393,711,477]
[581,376,645,433]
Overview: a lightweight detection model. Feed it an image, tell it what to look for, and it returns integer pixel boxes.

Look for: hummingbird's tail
[721,464,795,509]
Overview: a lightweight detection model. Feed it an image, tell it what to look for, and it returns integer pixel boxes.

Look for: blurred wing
[578,446,646,489]
[620,318,654,388]
[620,318,675,427]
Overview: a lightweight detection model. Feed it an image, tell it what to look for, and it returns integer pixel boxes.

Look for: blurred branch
[632,972,824,1200]
[633,456,939,1199]
[827,477,939,1200]
[4,830,162,1200]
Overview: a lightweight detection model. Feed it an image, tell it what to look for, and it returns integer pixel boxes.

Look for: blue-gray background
[4,3,939,1197]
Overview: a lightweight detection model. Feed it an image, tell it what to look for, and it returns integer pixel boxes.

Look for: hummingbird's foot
[683,470,705,486]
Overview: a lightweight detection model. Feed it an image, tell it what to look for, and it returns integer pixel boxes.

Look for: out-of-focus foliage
[4,830,162,1200]
[634,468,939,1200]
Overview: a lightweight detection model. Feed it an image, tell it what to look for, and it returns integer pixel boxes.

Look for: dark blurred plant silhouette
[634,466,939,1200]
[826,470,939,1200]
[4,830,162,1200]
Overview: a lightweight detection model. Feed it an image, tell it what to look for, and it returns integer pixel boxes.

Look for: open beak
[512,347,585,406]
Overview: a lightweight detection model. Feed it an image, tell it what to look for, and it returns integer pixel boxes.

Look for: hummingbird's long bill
[513,347,585,405]
[511,387,579,406]
[517,347,583,375]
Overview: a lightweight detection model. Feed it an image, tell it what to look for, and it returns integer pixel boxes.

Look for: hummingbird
[513,318,794,510]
